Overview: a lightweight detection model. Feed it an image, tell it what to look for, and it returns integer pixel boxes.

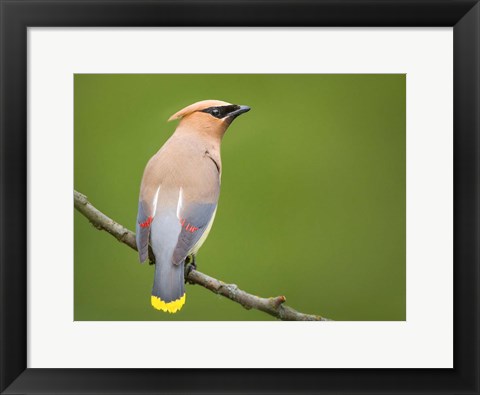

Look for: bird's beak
[228,105,251,118]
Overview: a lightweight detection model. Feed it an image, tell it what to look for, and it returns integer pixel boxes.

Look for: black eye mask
[201,105,241,119]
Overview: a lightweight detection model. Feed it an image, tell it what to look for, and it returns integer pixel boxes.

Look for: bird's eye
[201,106,224,118]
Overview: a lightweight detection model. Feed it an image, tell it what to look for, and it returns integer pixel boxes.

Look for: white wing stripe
[176,187,184,219]
[152,186,161,214]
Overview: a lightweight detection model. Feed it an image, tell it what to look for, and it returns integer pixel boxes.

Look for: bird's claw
[184,255,197,284]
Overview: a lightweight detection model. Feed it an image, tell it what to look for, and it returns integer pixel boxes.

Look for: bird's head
[168,100,250,139]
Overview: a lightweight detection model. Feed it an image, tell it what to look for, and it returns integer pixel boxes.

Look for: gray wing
[172,202,217,265]
[136,200,153,263]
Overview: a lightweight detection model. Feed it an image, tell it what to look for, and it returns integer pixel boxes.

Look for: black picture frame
[1,1,479,394]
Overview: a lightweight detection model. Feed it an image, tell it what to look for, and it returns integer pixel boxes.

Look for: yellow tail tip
[151,294,186,313]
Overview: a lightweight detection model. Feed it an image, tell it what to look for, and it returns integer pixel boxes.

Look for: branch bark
[74,190,331,321]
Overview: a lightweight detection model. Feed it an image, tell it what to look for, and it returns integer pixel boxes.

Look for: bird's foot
[148,246,155,265]
[185,254,197,270]
[184,255,197,284]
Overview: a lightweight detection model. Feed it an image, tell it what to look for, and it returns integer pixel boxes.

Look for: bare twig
[74,190,331,321]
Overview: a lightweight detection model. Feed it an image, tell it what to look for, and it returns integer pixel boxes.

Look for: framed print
[1,1,479,394]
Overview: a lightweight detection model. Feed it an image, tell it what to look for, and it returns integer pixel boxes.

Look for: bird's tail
[151,257,186,313]
[149,209,186,313]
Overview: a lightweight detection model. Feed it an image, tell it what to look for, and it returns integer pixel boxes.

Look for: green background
[74,74,406,321]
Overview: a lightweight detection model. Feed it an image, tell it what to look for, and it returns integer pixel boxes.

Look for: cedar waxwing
[136,100,250,313]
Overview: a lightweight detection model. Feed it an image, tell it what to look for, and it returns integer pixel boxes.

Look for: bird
[136,100,250,313]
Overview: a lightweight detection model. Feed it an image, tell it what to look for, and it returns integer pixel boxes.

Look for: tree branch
[74,190,331,321]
